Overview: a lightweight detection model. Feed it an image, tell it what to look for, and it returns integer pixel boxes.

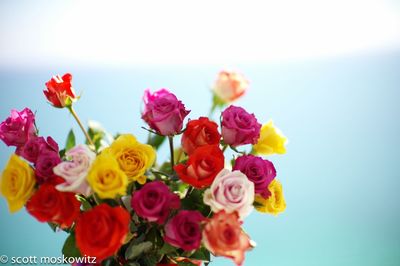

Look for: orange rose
[202,211,251,266]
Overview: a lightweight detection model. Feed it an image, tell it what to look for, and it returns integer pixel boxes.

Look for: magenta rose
[221,105,261,147]
[164,210,204,251]
[142,89,190,136]
[131,181,180,224]
[34,138,61,183]
[0,108,36,147]
[16,136,58,164]
[233,155,276,198]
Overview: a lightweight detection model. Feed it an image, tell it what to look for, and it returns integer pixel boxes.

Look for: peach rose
[202,211,251,266]
[213,71,248,103]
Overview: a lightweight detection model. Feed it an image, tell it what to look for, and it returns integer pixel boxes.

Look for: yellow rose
[109,134,155,184]
[254,179,286,215]
[1,154,36,213]
[253,120,287,155]
[87,150,128,199]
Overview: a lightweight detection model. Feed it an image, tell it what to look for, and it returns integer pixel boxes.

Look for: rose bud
[44,73,77,108]
[213,71,248,103]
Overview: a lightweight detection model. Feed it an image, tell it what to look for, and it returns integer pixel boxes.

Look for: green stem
[222,144,228,153]
[185,186,194,197]
[150,169,171,177]
[68,106,95,147]
[168,136,175,172]
[208,102,217,118]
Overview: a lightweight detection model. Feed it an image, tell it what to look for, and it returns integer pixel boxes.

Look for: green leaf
[253,201,264,208]
[86,121,110,152]
[159,242,178,255]
[148,134,166,150]
[65,129,76,151]
[62,233,81,258]
[76,195,92,211]
[125,241,153,260]
[147,226,163,246]
[47,222,58,232]
[159,162,172,175]
[139,255,158,266]
[59,149,66,159]
[190,247,210,262]
[181,188,211,217]
[212,93,227,108]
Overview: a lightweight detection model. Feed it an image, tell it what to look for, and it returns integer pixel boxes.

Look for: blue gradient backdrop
[0,52,400,265]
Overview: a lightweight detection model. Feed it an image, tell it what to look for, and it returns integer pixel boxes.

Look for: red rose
[26,184,80,228]
[181,117,221,155]
[75,204,130,261]
[174,145,224,188]
[44,73,77,108]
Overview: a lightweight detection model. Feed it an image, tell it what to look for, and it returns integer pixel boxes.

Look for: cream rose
[203,169,254,220]
[54,144,96,196]
[213,71,249,103]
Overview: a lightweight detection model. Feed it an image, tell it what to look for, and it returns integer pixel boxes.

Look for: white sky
[1,0,399,66]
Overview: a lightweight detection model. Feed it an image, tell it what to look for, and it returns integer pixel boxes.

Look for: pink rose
[203,169,254,220]
[221,105,261,147]
[54,145,96,196]
[142,89,190,136]
[164,210,204,251]
[213,71,249,103]
[233,155,276,198]
[131,181,180,224]
[0,108,36,147]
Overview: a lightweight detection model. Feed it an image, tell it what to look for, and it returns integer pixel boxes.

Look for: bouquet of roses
[0,71,287,266]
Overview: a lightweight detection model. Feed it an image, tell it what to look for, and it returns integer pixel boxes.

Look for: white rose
[204,169,254,220]
[54,144,96,196]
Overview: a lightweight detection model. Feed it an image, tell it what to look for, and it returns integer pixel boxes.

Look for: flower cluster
[0,71,288,266]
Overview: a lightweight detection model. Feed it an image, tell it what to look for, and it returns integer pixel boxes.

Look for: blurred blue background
[1,1,400,266]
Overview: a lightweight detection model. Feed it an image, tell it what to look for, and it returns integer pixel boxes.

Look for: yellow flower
[87,150,128,199]
[0,154,36,213]
[253,120,287,155]
[109,134,155,184]
[254,179,286,215]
